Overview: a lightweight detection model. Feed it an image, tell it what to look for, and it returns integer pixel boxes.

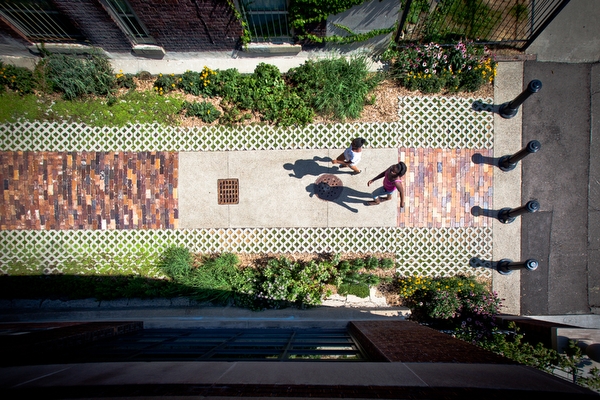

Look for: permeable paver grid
[0,151,178,230]
[398,148,493,228]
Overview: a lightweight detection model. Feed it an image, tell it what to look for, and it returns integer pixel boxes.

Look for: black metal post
[498,200,540,224]
[499,140,541,171]
[499,79,542,119]
[497,258,539,275]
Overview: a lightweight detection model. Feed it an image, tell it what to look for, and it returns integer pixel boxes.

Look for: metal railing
[396,0,571,50]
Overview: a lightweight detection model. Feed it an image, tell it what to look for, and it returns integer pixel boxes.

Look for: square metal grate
[218,179,239,205]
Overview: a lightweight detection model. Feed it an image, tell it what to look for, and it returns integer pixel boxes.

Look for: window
[0,0,85,42]
[239,0,291,43]
[46,328,368,362]
[101,0,154,44]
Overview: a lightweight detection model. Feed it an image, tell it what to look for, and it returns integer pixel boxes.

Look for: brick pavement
[0,151,178,230]
[1,148,493,230]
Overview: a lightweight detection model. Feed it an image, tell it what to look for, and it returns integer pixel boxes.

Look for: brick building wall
[126,0,242,51]
[53,0,134,52]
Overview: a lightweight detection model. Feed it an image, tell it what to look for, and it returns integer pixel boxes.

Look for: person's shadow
[284,156,334,179]
[306,183,372,213]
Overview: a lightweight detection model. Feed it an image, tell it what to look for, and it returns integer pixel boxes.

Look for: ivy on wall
[229,0,389,46]
[289,0,367,30]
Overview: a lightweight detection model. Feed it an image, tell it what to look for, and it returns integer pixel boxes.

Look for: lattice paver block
[0,228,492,278]
[398,96,493,149]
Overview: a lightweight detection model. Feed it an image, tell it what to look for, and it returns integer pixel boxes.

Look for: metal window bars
[239,0,291,43]
[102,0,154,44]
[0,0,84,42]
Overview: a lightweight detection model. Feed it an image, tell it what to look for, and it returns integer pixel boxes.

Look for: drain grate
[218,179,239,205]
[314,174,343,201]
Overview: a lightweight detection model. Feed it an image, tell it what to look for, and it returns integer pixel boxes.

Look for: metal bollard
[499,79,542,119]
[496,258,539,275]
[499,140,541,171]
[498,200,540,224]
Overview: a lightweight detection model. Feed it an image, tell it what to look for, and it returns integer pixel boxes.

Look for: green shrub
[158,246,193,278]
[350,258,365,271]
[0,62,35,94]
[39,53,115,100]
[399,275,501,339]
[287,56,381,120]
[184,253,241,304]
[338,283,370,298]
[182,101,221,123]
[115,70,136,90]
[178,67,218,97]
[153,72,178,95]
[365,256,379,270]
[380,258,395,270]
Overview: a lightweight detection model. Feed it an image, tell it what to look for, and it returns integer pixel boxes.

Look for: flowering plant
[391,41,496,93]
[399,274,501,339]
[153,73,178,96]
[178,66,218,97]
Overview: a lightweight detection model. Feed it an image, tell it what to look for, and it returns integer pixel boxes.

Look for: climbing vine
[226,0,252,46]
[289,0,367,30]
[228,0,388,46]
[298,24,396,45]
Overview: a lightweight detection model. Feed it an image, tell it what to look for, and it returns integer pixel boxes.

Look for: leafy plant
[399,274,501,339]
[182,101,221,123]
[338,283,370,298]
[289,0,365,33]
[38,53,115,100]
[153,73,178,96]
[0,62,35,94]
[115,70,136,90]
[158,246,193,279]
[178,67,218,97]
[288,55,381,121]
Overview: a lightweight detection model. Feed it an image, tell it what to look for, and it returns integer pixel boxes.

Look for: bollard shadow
[306,183,372,213]
[469,257,498,271]
[471,206,501,219]
[284,156,335,179]
[471,152,501,167]
[471,100,502,114]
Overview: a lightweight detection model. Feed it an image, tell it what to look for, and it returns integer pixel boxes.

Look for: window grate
[101,0,154,44]
[239,0,291,43]
[0,0,85,42]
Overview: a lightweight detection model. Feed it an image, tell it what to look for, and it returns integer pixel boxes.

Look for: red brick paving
[0,151,178,230]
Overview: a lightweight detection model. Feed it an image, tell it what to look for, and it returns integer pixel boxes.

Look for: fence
[396,0,571,50]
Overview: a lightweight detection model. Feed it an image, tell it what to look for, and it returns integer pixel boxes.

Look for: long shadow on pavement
[306,183,372,213]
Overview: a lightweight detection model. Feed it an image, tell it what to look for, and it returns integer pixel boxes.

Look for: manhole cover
[218,178,239,204]
[314,174,343,201]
